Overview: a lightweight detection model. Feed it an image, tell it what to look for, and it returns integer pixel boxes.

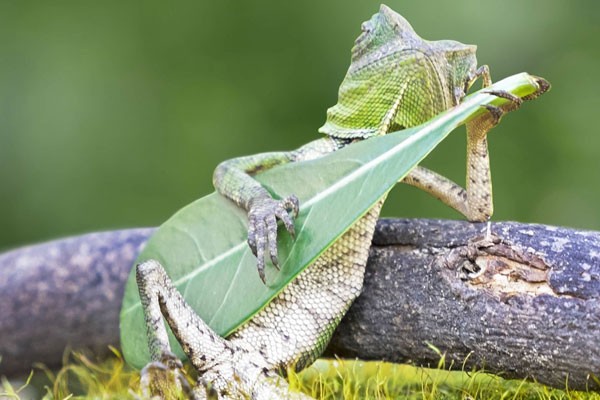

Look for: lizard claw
[247,194,299,282]
[524,76,551,100]
[479,104,505,126]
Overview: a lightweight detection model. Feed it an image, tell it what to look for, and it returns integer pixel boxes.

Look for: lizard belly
[229,197,386,371]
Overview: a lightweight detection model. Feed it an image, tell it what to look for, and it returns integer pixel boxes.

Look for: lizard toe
[484,89,523,106]
[284,195,300,218]
[276,207,296,239]
[265,214,280,269]
[247,217,259,257]
[256,239,267,284]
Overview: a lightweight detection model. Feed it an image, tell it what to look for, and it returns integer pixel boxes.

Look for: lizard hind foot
[140,351,193,400]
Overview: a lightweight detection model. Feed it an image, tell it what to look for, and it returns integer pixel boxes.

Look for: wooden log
[0,229,153,376]
[0,220,598,391]
[327,219,600,391]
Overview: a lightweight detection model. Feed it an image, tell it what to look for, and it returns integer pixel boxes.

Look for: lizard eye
[355,22,372,48]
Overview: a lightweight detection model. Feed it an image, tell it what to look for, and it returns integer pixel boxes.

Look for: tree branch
[1,220,598,391]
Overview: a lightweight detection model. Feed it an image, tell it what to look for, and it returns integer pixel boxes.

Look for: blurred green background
[1,1,599,251]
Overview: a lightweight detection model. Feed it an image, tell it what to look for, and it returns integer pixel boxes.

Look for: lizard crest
[319,4,480,139]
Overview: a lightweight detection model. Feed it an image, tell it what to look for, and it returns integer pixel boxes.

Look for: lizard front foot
[478,76,550,129]
[468,89,529,144]
[247,194,299,282]
[482,89,523,121]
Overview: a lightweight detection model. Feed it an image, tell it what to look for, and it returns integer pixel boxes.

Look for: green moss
[292,359,600,400]
[3,351,599,400]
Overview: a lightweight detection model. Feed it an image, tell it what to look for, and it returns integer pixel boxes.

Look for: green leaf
[120,73,544,368]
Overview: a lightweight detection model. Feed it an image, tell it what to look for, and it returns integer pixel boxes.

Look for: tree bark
[0,220,598,391]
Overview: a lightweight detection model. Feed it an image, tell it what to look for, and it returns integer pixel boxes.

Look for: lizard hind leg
[136,260,233,398]
[136,260,311,399]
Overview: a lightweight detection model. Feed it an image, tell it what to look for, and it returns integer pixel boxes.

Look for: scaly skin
[136,5,549,399]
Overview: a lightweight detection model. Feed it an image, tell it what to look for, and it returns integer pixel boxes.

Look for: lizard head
[319,5,480,139]
[351,4,421,63]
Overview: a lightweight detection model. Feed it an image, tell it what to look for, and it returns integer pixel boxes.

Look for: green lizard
[135,5,549,399]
